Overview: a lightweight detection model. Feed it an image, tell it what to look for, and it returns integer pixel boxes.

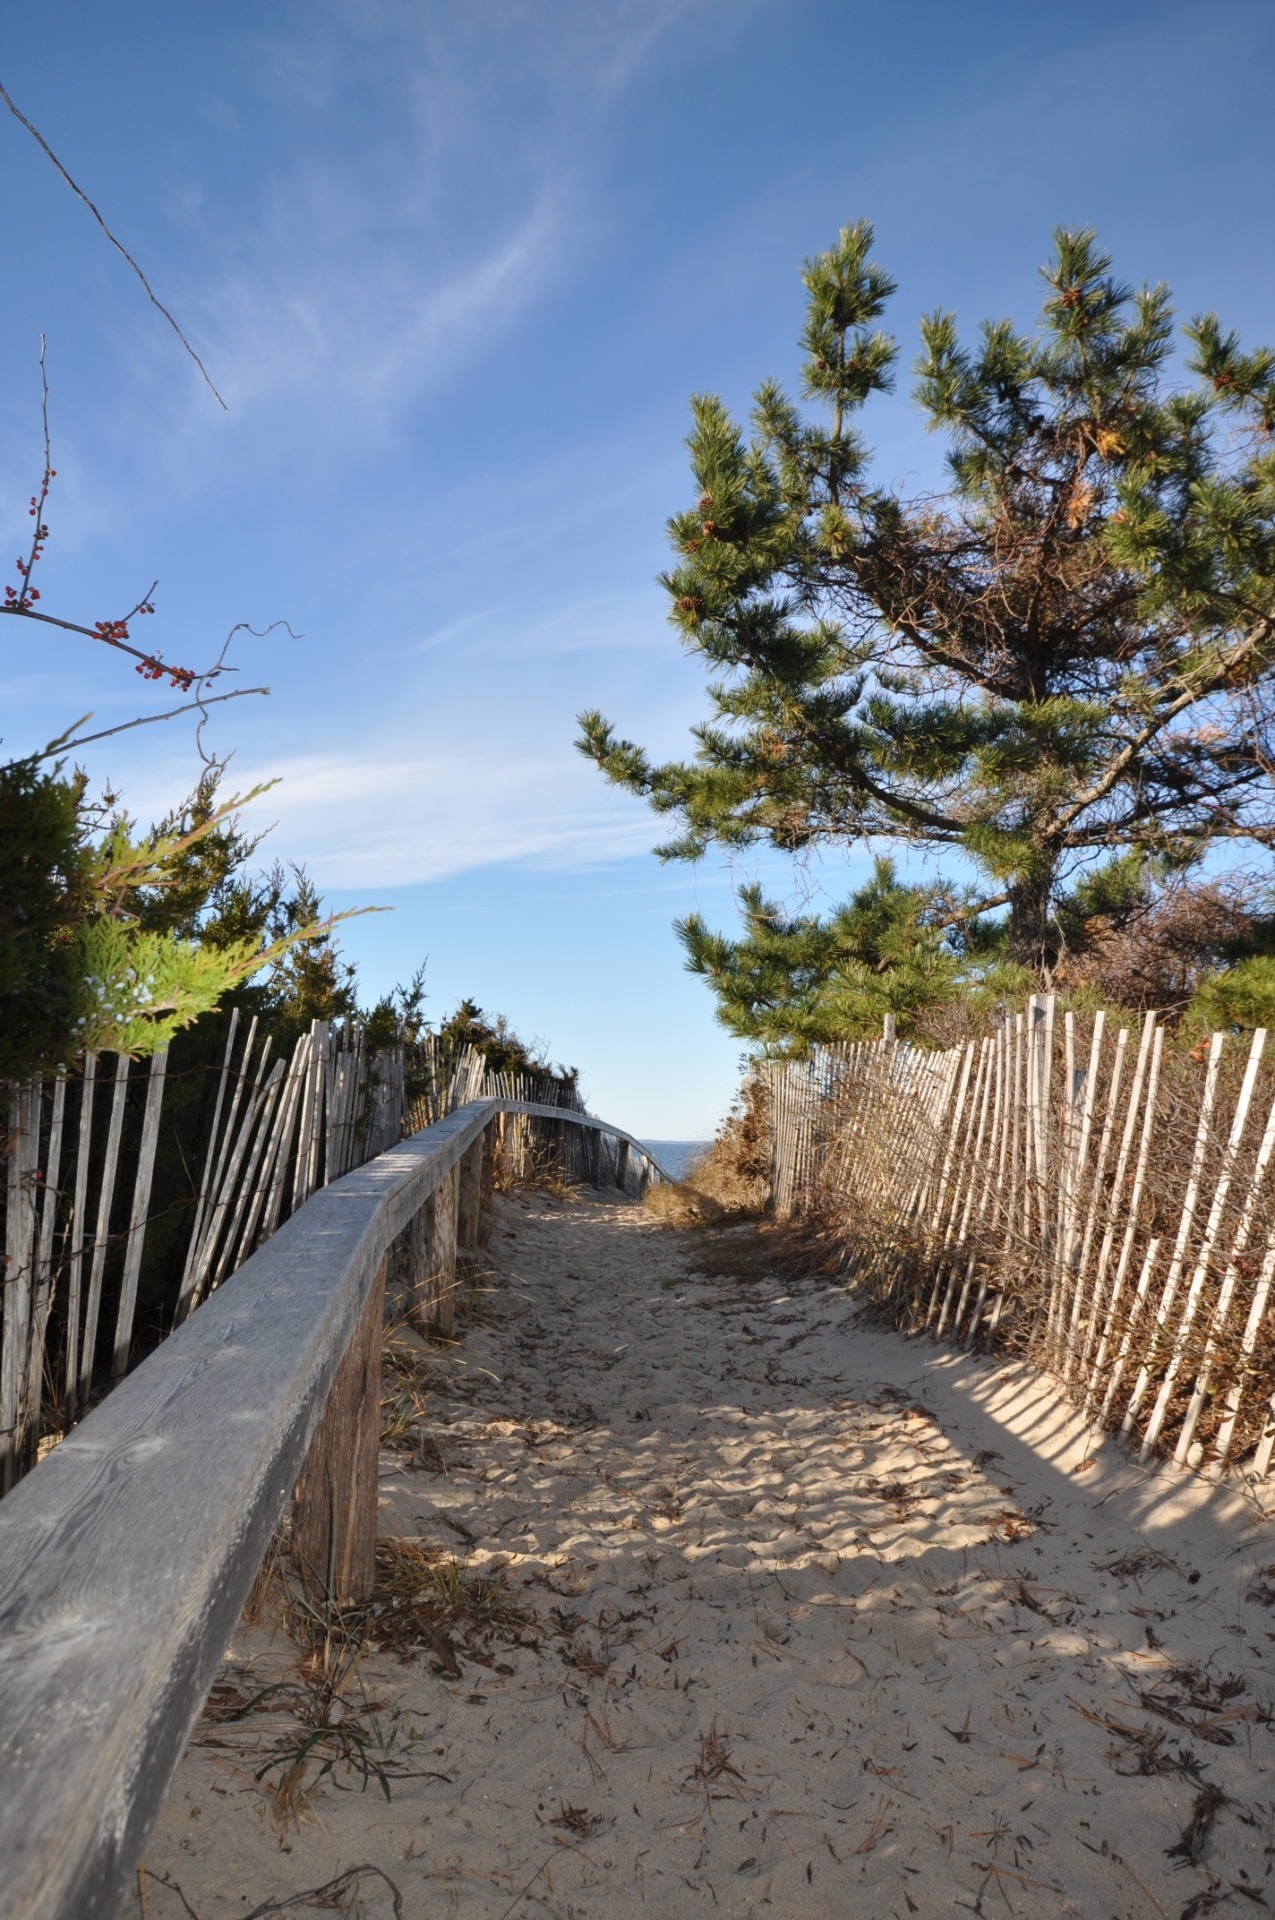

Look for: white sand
[127,1189,1275,1919]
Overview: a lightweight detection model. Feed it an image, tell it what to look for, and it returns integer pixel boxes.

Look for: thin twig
[193,621,300,764]
[137,1869,202,1920]
[11,686,271,767]
[494,1853,555,1920]
[0,79,227,408]
[11,335,53,612]
[241,1865,404,1918]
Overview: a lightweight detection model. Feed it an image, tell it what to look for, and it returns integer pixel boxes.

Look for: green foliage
[579,221,1275,982]
[435,996,579,1094]
[0,754,89,1079]
[73,916,271,1056]
[259,865,360,1046]
[1189,956,1275,1034]
[121,768,270,945]
[679,858,1026,1048]
[0,747,375,1076]
[363,965,428,1051]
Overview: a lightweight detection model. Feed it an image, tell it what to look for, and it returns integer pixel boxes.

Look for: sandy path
[130,1189,1275,1920]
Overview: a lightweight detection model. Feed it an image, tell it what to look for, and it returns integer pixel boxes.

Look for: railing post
[481,1118,497,1207]
[424,1164,459,1336]
[457,1136,484,1251]
[291,1256,385,1606]
[590,1125,603,1188]
[615,1137,630,1195]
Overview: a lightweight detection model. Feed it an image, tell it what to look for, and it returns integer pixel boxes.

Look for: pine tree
[261,866,360,1044]
[677,858,999,1046]
[579,224,1275,981]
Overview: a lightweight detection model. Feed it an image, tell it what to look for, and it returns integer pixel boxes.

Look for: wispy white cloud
[227,745,655,889]
[198,184,566,427]
[171,1,715,444]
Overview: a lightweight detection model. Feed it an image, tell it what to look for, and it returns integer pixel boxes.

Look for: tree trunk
[1008,869,1055,974]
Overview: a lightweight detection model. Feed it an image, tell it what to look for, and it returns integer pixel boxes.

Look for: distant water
[642,1139,710,1182]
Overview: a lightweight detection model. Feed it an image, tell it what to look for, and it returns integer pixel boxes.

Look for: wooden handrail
[0,1100,664,1920]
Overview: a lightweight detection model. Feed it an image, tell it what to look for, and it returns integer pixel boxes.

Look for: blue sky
[2,1,1273,1135]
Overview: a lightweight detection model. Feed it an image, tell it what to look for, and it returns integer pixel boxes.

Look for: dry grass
[643,1159,837,1293]
[641,1178,719,1228]
[643,1078,770,1228]
[490,1119,591,1197]
[206,1534,533,1826]
[380,1332,432,1452]
[201,1607,424,1827]
[370,1538,532,1666]
[684,1219,831,1289]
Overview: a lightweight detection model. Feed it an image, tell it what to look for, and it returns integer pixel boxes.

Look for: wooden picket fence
[0,1022,590,1493]
[763,997,1275,1479]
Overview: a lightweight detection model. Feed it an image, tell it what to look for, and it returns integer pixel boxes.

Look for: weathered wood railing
[0,1098,663,1920]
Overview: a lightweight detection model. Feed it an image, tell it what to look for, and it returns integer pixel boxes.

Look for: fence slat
[1,1084,39,1489]
[78,1054,131,1410]
[1120,1034,1226,1437]
[63,1054,97,1416]
[110,1047,169,1384]
[25,1075,67,1456]
[1138,1028,1266,1459]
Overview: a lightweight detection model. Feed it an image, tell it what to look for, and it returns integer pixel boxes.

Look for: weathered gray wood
[258,1030,310,1243]
[111,1047,169,1384]
[63,1053,97,1415]
[296,1019,330,1207]
[457,1137,483,1251]
[615,1137,630,1195]
[0,1179,385,1920]
[184,1036,274,1308]
[424,1165,459,1335]
[78,1053,131,1408]
[207,1058,285,1292]
[288,1022,321,1213]
[292,1256,386,1604]
[498,1102,670,1184]
[1,1083,39,1490]
[480,1118,496,1213]
[25,1075,67,1456]
[386,1201,424,1323]
[177,1018,258,1325]
[176,1009,239,1318]
[226,1062,288,1272]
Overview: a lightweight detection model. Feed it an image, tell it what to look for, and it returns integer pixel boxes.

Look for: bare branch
[1,597,193,679]
[1047,614,1275,842]
[16,686,271,767]
[0,78,227,410]
[193,621,300,763]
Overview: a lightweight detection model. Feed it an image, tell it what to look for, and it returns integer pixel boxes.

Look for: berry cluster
[133,655,196,692]
[4,457,201,692]
[3,468,55,606]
